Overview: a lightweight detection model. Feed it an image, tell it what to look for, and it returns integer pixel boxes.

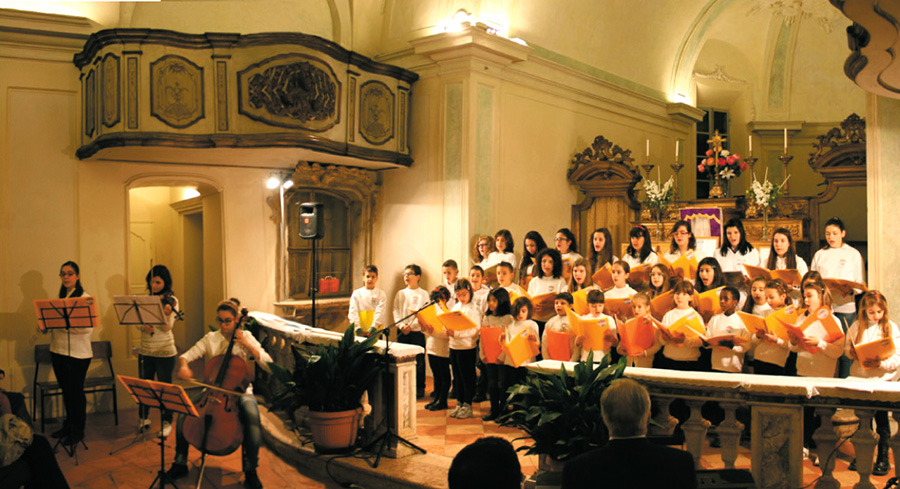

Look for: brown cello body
[182,322,251,456]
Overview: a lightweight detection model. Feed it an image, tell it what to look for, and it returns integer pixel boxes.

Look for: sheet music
[113,295,166,325]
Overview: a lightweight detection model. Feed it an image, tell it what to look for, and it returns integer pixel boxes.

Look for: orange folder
[566,308,611,351]
[743,264,803,288]
[854,337,896,368]
[437,310,479,331]
[785,306,844,351]
[661,252,698,281]
[507,286,526,305]
[748,306,800,342]
[693,286,724,322]
[650,290,674,320]
[544,329,572,361]
[604,297,635,320]
[592,264,614,290]
[619,314,658,356]
[736,312,767,336]
[480,326,503,364]
[571,287,591,315]
[627,264,652,286]
[417,303,449,334]
[666,311,706,339]
[530,292,558,322]
[562,256,575,281]
[504,329,540,367]
[823,278,868,297]
[482,264,500,288]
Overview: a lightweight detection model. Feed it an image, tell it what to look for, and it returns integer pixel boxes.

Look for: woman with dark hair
[519,231,548,287]
[588,228,618,272]
[487,229,517,269]
[662,221,703,282]
[622,225,659,269]
[138,264,180,435]
[555,228,583,278]
[713,218,760,273]
[527,249,566,296]
[40,261,93,447]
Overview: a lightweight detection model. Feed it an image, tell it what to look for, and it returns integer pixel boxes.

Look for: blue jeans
[174,393,261,472]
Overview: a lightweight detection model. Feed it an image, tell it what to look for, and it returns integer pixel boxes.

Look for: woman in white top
[472,235,495,268]
[765,228,808,303]
[447,279,482,419]
[713,218,760,273]
[518,231,548,288]
[41,261,94,446]
[486,229,517,269]
[662,220,704,282]
[622,225,659,269]
[588,228,618,273]
[555,228,583,279]
[527,248,568,297]
[138,264,181,435]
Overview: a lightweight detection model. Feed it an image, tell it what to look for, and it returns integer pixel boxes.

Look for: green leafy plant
[268,325,386,413]
[498,353,627,462]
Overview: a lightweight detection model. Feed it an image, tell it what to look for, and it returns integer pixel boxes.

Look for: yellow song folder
[666,311,706,339]
[650,290,674,321]
[482,264,500,288]
[661,252,698,281]
[743,306,800,342]
[627,264,652,286]
[743,264,803,288]
[736,312,767,336]
[784,306,844,350]
[571,287,591,315]
[358,310,375,332]
[854,337,896,368]
[604,297,635,320]
[619,314,658,356]
[592,264,614,290]
[566,308,611,351]
[437,310,479,332]
[823,278,868,297]
[416,303,449,334]
[504,329,540,367]
[693,286,724,322]
[530,292,558,322]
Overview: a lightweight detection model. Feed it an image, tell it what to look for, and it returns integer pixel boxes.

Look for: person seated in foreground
[562,378,697,489]
[449,436,523,489]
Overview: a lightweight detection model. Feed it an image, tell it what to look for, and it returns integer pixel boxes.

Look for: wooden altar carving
[568,136,642,254]
[806,114,866,248]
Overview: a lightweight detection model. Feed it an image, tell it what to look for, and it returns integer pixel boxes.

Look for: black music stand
[118,375,199,489]
[363,302,431,468]
[33,296,99,461]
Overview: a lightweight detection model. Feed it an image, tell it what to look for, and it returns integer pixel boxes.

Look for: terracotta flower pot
[307,408,362,454]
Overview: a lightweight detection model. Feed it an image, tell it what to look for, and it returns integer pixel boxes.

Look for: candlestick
[670,162,684,201]
[743,157,758,176]
[640,164,655,180]
[779,154,793,196]
[783,128,788,153]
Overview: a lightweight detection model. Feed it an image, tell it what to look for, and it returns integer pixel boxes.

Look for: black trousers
[398,331,426,393]
[138,354,177,422]
[428,354,451,400]
[50,352,91,433]
[450,348,477,404]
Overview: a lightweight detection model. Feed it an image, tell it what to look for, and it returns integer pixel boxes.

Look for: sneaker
[139,418,151,432]
[457,404,473,419]
[159,421,172,438]
[166,463,189,480]
[244,470,263,489]
[448,405,462,418]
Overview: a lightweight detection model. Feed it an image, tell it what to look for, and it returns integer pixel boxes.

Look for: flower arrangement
[747,169,789,208]
[643,176,675,210]
[698,148,747,181]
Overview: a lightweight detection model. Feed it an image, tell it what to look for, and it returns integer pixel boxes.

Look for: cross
[707,130,726,153]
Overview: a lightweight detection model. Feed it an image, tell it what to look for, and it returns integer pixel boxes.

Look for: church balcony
[72,29,418,170]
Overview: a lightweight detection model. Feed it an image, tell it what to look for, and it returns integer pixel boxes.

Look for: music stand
[118,375,199,489]
[33,296,99,357]
[363,302,431,468]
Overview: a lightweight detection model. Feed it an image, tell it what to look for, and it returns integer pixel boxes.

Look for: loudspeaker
[299,202,324,239]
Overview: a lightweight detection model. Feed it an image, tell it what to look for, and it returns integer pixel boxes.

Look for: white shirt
[527,276,567,296]
[486,251,517,269]
[707,312,749,373]
[181,330,273,393]
[751,308,791,367]
[348,286,388,330]
[140,295,179,357]
[810,244,866,313]
[49,290,95,359]
[846,320,900,381]
[561,252,584,272]
[622,251,659,269]
[449,301,481,350]
[791,310,844,378]
[473,285,490,315]
[393,287,430,332]
[661,248,705,264]
[605,285,637,299]
[713,247,761,273]
[661,307,704,361]
[770,255,809,277]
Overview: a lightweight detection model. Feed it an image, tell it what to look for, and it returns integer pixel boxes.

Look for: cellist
[166,298,271,489]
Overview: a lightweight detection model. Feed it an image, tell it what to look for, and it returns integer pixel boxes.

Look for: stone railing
[529,361,900,489]
[250,312,424,458]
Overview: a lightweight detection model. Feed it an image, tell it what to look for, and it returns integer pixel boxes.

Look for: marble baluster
[851,409,877,489]
[650,397,678,436]
[812,406,840,489]
[682,399,710,468]
[718,402,743,469]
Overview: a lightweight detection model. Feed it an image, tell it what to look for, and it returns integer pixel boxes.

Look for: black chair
[32,341,118,433]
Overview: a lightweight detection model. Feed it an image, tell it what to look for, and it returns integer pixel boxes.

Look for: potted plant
[498,353,626,479]
[268,325,386,453]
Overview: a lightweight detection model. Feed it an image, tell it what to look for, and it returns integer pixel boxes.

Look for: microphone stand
[364,299,435,467]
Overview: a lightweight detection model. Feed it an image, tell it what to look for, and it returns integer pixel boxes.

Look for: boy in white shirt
[541,292,577,361]
[394,264,430,398]
[469,265,491,402]
[442,259,460,308]
[348,265,387,335]
[573,290,618,362]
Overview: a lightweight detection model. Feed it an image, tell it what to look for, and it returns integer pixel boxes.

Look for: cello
[182,308,252,463]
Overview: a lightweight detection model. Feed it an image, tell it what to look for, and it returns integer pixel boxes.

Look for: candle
[783,128,788,153]
[657,166,661,182]
[748,135,752,155]
[675,140,680,160]
[646,139,650,158]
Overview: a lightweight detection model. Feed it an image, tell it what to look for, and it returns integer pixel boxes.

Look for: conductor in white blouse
[562,378,697,489]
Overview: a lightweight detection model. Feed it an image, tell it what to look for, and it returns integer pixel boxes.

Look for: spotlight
[282,179,294,190]
[266,174,281,189]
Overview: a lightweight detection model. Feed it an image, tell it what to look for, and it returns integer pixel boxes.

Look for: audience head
[601,378,651,438]
[448,436,522,489]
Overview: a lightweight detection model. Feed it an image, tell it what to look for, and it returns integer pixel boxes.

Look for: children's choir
[350,218,891,472]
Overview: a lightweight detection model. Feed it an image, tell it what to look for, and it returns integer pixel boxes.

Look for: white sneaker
[159,421,172,438]
[139,418,151,432]
[449,405,462,418]
[457,404,473,419]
